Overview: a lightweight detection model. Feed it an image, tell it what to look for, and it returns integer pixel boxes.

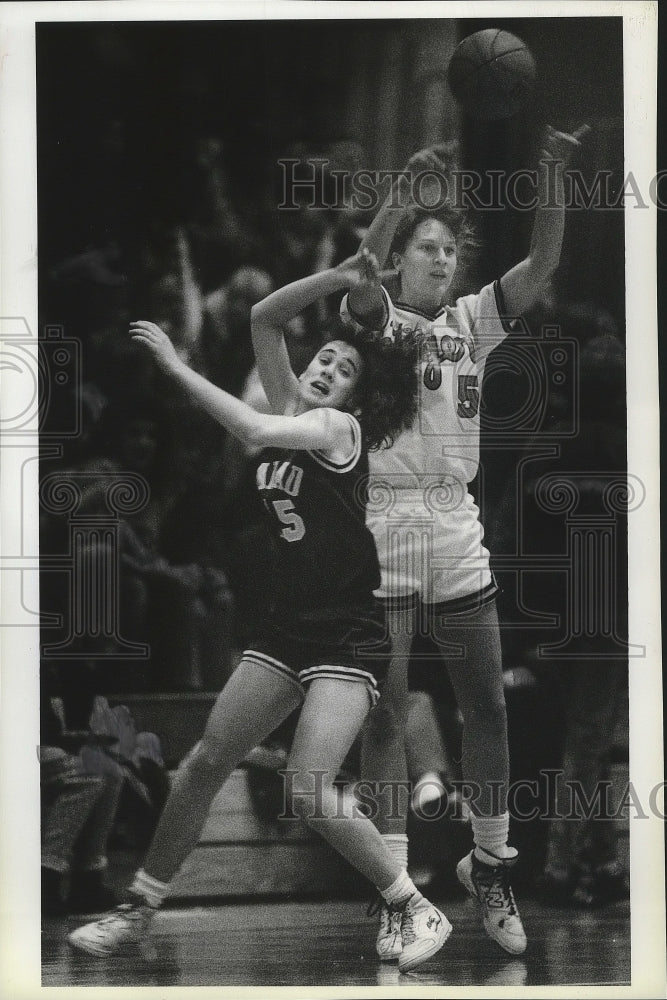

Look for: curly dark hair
[318,318,418,452]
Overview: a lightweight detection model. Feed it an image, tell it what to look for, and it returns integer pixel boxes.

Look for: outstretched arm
[499,125,589,317]
[130,321,352,453]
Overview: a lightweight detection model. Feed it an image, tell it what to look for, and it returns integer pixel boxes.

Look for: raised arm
[130,321,353,454]
[250,268,352,414]
[357,176,406,268]
[499,125,589,317]
[351,144,458,324]
[359,143,460,263]
[250,256,386,412]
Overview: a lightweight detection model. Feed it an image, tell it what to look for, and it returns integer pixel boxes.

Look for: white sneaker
[368,897,402,960]
[456,850,527,955]
[67,898,156,957]
[398,896,452,972]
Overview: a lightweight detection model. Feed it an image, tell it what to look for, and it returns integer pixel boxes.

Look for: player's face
[393,219,457,312]
[298,341,364,411]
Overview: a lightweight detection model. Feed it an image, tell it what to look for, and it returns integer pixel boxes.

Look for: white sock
[470,812,517,864]
[129,868,170,908]
[382,833,409,870]
[381,868,422,908]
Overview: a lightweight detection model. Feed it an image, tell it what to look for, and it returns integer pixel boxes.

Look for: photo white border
[0,2,662,997]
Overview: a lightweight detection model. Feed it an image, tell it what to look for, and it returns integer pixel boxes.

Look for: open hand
[402,142,461,207]
[335,249,395,288]
[129,320,182,374]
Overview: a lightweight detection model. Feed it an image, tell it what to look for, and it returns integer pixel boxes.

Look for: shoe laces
[367,895,402,934]
[401,905,416,945]
[97,901,148,927]
[477,864,518,916]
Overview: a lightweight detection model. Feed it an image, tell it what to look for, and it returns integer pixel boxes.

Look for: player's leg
[405,690,450,814]
[290,676,399,887]
[360,602,415,833]
[287,676,451,971]
[67,656,303,956]
[359,603,416,959]
[141,656,302,883]
[431,600,508,816]
[430,599,526,955]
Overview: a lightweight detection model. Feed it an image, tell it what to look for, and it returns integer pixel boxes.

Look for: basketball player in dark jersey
[68,254,451,972]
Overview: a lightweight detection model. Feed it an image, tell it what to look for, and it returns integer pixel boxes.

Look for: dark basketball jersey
[254,413,380,614]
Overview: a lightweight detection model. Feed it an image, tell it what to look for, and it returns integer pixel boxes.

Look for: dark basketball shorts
[244,602,391,707]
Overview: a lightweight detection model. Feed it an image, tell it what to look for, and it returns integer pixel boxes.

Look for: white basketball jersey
[343,280,513,488]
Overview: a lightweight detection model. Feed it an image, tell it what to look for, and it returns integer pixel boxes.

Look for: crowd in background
[39,123,629,908]
[40,138,376,688]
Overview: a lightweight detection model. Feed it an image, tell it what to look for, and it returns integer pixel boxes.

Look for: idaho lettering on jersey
[256,459,306,542]
[256,459,304,497]
[253,426,381,611]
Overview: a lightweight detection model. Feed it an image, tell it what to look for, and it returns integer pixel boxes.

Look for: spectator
[40,693,122,916]
[186,134,263,289]
[200,266,275,395]
[491,301,628,906]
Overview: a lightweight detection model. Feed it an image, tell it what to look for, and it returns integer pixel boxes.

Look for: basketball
[447,29,536,120]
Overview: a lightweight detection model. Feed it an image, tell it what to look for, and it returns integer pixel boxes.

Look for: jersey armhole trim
[493,278,520,334]
[310,413,362,473]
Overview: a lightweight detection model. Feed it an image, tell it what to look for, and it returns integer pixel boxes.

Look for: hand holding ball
[447,29,536,120]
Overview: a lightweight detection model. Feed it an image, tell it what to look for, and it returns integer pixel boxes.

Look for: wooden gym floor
[42,894,630,989]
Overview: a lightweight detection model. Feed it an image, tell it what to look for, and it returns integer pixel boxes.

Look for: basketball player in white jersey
[342,125,588,958]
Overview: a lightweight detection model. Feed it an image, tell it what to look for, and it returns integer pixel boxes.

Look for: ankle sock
[471,812,517,865]
[129,868,170,909]
[380,868,422,909]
